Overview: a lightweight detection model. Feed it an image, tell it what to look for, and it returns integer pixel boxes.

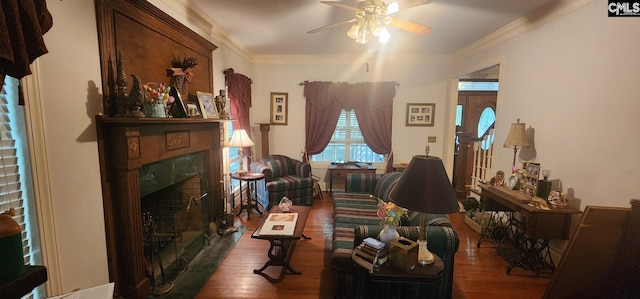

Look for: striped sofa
[332,172,459,299]
[250,155,315,210]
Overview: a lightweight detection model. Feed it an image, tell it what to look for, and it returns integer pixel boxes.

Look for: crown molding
[156,0,255,62]
[252,54,452,65]
[452,0,595,61]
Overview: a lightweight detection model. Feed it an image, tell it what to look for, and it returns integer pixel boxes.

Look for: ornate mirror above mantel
[94,1,220,298]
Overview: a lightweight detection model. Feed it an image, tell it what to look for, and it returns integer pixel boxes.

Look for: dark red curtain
[303,81,396,172]
[224,68,253,157]
[303,81,346,160]
[0,0,53,102]
[349,82,396,173]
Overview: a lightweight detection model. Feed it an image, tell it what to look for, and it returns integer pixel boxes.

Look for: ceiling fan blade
[389,17,431,35]
[308,19,357,34]
[387,0,431,14]
[321,1,359,11]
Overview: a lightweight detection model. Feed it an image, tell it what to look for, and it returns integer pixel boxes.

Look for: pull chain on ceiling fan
[308,0,432,45]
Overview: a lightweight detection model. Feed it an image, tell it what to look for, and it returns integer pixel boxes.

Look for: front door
[453,91,497,199]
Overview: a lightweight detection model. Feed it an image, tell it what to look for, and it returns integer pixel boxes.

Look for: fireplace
[96,117,223,299]
[139,152,211,292]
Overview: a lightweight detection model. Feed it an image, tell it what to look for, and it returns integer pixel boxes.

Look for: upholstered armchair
[250,155,315,210]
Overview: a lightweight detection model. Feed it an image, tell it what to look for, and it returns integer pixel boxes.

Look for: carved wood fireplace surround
[97,117,223,299]
[94,0,220,297]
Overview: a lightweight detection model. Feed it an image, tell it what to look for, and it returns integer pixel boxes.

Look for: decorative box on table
[389,237,418,272]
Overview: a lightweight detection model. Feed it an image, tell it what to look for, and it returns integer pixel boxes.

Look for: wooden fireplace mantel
[96,116,223,299]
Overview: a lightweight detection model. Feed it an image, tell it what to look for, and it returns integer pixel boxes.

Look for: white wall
[453,0,640,209]
[37,0,108,292]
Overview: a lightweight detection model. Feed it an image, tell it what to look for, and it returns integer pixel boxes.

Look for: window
[477,107,496,150]
[1,76,41,298]
[458,81,499,91]
[311,109,384,163]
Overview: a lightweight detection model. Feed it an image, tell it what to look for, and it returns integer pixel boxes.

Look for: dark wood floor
[195,193,550,298]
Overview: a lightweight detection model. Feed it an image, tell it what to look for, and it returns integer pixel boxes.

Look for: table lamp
[388,155,459,265]
[503,118,529,168]
[228,129,254,175]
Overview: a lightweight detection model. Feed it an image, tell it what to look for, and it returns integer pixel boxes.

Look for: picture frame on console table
[270,92,288,125]
[406,103,435,126]
[522,162,540,197]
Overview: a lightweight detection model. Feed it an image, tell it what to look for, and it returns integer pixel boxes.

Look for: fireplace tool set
[143,212,175,296]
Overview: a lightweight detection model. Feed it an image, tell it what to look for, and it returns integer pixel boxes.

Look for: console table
[328,163,376,195]
[478,184,581,275]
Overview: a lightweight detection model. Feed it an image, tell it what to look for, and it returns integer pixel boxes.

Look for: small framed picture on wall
[270,92,288,125]
[406,103,435,126]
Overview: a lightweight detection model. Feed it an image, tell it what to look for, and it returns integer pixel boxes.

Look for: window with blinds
[311,109,384,163]
[1,76,41,298]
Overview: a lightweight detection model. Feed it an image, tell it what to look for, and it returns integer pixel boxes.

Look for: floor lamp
[228,129,254,176]
[503,119,529,168]
[388,155,460,265]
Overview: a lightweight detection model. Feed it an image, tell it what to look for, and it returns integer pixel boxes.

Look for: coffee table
[251,205,311,275]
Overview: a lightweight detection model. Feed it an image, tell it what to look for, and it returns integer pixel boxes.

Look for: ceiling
[189,0,555,57]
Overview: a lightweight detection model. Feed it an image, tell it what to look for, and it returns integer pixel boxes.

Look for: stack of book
[354,237,389,265]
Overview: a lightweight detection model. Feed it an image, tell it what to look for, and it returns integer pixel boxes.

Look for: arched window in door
[477,107,495,150]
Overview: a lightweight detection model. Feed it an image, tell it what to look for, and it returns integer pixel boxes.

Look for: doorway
[452,65,499,200]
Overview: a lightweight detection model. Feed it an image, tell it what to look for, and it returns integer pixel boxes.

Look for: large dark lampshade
[388,155,459,264]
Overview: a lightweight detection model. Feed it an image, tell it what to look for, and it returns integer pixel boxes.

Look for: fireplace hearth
[97,117,224,299]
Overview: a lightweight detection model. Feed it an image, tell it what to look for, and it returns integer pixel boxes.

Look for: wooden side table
[328,163,376,195]
[353,251,443,298]
[0,265,47,299]
[231,172,265,219]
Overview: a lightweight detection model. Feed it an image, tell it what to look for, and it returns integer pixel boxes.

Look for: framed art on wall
[270,92,288,125]
[196,91,219,119]
[406,103,435,126]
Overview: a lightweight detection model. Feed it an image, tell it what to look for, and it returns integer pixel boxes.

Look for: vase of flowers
[142,83,173,118]
[376,199,406,245]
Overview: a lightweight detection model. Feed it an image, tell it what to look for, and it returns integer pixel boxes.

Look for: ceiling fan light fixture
[356,30,368,44]
[347,23,360,39]
[378,27,390,43]
[371,19,384,35]
[387,1,400,14]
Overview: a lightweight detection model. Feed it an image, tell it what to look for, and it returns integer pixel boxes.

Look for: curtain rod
[299,81,399,86]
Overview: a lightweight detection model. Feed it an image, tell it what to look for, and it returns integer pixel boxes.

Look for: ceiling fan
[308,0,432,45]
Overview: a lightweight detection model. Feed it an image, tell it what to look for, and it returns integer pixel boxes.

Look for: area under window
[311,109,384,163]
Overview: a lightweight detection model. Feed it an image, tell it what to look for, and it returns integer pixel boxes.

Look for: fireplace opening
[138,152,212,292]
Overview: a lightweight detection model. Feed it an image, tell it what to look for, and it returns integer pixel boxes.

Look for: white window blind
[312,109,384,163]
[1,76,41,298]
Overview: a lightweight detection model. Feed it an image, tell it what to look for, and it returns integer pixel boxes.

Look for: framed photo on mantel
[270,92,288,125]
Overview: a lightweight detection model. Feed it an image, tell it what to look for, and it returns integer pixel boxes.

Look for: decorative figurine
[167,55,199,118]
[115,54,144,117]
[490,170,505,186]
[168,55,199,101]
[215,89,229,119]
